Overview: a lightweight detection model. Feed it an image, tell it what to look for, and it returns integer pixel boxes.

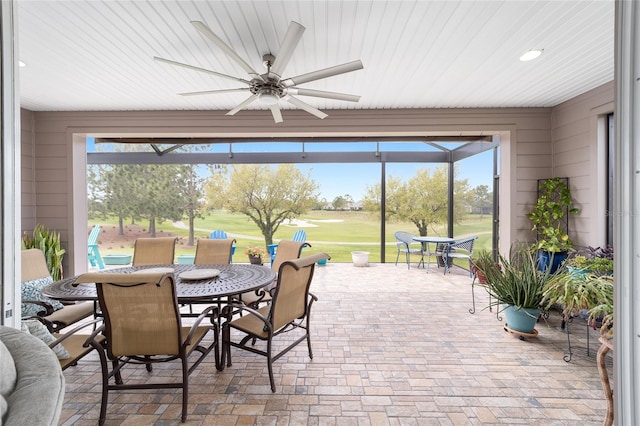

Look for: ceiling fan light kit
[155,20,363,123]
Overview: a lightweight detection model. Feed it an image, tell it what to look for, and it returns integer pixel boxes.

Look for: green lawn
[92,211,493,263]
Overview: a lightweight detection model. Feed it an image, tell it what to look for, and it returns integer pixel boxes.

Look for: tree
[471,184,493,217]
[332,195,347,210]
[205,164,318,249]
[362,165,472,236]
[175,164,206,246]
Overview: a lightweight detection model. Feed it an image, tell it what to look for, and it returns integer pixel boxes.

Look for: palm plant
[21,224,66,280]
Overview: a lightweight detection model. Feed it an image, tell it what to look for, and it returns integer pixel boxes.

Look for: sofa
[0,325,65,426]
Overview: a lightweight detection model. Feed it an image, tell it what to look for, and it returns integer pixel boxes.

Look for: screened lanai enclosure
[88,136,499,262]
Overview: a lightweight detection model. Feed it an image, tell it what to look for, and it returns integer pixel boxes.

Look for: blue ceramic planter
[503,305,540,334]
[537,250,568,274]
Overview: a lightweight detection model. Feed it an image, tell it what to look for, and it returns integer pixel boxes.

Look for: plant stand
[503,324,539,340]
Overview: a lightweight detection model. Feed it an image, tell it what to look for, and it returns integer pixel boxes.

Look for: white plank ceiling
[17,0,614,114]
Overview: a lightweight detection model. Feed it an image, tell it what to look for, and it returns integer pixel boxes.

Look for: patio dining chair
[268,229,306,266]
[131,237,177,266]
[239,239,311,309]
[21,248,95,333]
[194,238,235,264]
[394,231,424,269]
[209,229,237,260]
[222,252,330,392]
[73,271,217,426]
[436,236,478,276]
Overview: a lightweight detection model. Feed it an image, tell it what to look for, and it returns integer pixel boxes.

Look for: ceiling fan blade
[286,95,328,120]
[154,57,251,85]
[226,94,258,116]
[179,88,250,96]
[191,21,263,81]
[287,87,360,102]
[268,21,305,80]
[281,60,364,87]
[269,105,283,123]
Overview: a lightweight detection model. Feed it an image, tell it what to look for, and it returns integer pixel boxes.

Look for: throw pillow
[21,276,64,318]
[21,319,70,360]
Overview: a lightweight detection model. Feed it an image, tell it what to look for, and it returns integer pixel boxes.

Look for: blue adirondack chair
[209,230,236,260]
[87,225,105,269]
[268,229,307,266]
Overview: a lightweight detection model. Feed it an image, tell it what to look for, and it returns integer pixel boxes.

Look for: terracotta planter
[470,263,501,284]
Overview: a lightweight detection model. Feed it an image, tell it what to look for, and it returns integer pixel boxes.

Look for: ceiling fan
[154,20,363,123]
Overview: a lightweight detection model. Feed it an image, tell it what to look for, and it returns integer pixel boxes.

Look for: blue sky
[88,138,494,201]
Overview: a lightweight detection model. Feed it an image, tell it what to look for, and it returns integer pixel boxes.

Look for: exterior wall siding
[20,109,36,233]
[24,106,557,273]
[551,81,615,248]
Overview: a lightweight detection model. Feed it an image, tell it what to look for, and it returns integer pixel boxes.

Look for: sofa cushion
[0,338,16,422]
[21,320,70,360]
[0,325,65,426]
[21,276,64,317]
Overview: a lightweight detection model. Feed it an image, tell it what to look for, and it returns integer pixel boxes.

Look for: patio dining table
[42,263,276,370]
[412,236,455,271]
[42,263,276,302]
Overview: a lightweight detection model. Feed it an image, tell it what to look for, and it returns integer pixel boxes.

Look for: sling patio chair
[73,271,217,426]
[21,248,95,333]
[394,231,425,269]
[239,239,311,309]
[194,238,236,265]
[222,252,330,392]
[131,236,177,266]
[209,229,237,260]
[268,229,307,266]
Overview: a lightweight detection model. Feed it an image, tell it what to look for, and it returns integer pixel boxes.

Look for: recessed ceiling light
[520,49,543,62]
[18,61,26,67]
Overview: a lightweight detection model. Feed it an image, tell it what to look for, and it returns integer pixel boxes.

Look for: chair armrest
[267,244,278,255]
[49,318,103,349]
[22,299,56,317]
[227,302,272,332]
[184,305,218,346]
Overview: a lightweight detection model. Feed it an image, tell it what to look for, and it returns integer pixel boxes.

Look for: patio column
[614,0,640,423]
[0,0,21,328]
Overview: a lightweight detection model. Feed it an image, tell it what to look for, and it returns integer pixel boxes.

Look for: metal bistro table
[42,263,276,370]
[412,236,455,272]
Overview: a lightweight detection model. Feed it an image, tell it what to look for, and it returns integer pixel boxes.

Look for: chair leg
[469,281,477,314]
[405,251,410,269]
[267,338,275,392]
[181,356,189,423]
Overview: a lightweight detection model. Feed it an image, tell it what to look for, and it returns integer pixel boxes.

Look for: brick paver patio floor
[58,262,611,425]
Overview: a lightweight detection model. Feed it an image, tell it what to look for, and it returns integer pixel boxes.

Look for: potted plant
[541,246,614,328]
[528,177,579,273]
[245,246,266,265]
[471,249,500,284]
[565,246,614,277]
[21,224,66,280]
[482,243,551,334]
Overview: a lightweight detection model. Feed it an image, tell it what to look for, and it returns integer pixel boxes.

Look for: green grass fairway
[91,210,493,263]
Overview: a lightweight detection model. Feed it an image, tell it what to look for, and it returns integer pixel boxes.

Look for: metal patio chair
[74,271,217,425]
[394,231,424,269]
[222,252,329,392]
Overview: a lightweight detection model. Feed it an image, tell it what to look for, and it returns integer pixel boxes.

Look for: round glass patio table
[42,263,276,302]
